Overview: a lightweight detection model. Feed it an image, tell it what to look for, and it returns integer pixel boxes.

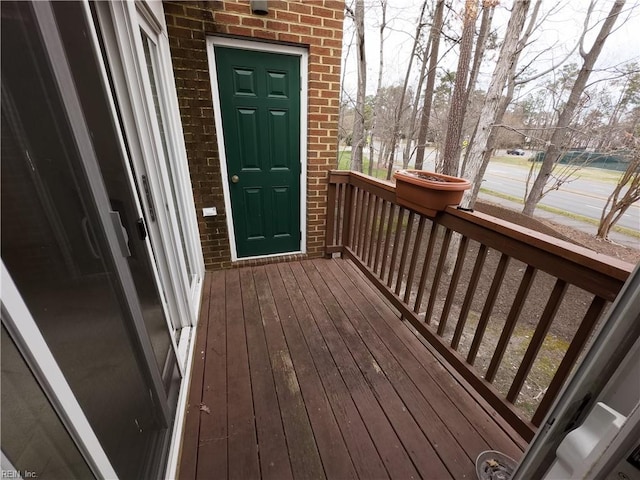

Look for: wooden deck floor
[178,258,526,479]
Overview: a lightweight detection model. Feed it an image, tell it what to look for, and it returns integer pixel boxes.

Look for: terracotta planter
[394,170,472,217]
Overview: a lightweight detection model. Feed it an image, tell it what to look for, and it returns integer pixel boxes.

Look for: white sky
[341,0,640,99]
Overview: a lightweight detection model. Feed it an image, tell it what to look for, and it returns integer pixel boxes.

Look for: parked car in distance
[506,148,525,156]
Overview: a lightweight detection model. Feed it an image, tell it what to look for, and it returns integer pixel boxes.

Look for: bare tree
[597,64,640,151]
[460,0,534,207]
[466,0,498,104]
[369,0,387,176]
[597,144,640,239]
[523,0,627,215]
[349,0,367,173]
[445,0,530,276]
[442,0,479,176]
[415,0,446,170]
[384,0,429,180]
[402,35,432,169]
[460,0,501,173]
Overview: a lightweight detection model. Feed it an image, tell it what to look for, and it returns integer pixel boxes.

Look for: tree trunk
[461,0,497,171]
[351,0,366,173]
[460,0,532,207]
[415,0,445,170]
[442,0,479,176]
[385,0,428,180]
[466,1,496,101]
[369,0,387,177]
[402,36,431,169]
[523,0,626,215]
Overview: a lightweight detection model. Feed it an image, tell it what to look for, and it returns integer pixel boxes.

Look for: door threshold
[233,251,305,263]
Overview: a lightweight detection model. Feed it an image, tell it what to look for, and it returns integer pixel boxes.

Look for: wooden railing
[325,170,634,442]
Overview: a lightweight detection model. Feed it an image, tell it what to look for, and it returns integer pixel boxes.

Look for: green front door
[215,46,301,258]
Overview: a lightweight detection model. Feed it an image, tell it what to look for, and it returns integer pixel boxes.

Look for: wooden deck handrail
[325,170,635,442]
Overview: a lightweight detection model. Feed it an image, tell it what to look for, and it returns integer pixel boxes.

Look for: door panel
[215,47,301,258]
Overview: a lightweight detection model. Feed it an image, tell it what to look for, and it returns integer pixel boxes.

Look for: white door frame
[206,37,308,262]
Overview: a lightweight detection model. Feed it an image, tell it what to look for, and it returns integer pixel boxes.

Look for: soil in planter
[405,171,451,182]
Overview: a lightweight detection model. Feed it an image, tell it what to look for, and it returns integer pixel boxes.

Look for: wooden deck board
[314,259,473,478]
[329,258,494,459]
[224,270,260,479]
[179,272,212,480]
[309,260,455,479]
[300,261,421,479]
[238,268,293,480]
[251,267,325,480]
[179,259,525,480]
[339,258,528,456]
[264,264,358,480]
[196,271,227,479]
[282,262,389,479]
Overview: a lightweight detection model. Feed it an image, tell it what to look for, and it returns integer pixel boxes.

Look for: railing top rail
[442,207,633,281]
[329,170,395,199]
[329,170,634,300]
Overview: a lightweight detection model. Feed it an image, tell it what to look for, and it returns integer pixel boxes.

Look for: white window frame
[206,37,309,262]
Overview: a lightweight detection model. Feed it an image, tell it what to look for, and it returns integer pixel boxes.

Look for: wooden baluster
[357,191,370,258]
[342,183,354,249]
[394,211,416,295]
[373,201,389,274]
[357,190,371,258]
[413,222,438,313]
[467,253,510,364]
[451,244,488,349]
[326,178,337,250]
[360,192,375,260]
[352,188,363,253]
[386,207,406,288]
[403,217,426,304]
[531,296,607,426]
[437,235,469,336]
[485,265,537,382]
[506,279,568,404]
[380,204,397,282]
[335,183,343,245]
[367,196,381,267]
[424,229,453,324]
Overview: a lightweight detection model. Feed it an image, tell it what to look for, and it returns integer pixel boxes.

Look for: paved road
[482,163,640,232]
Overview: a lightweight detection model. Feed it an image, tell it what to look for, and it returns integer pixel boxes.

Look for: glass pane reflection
[1,324,94,480]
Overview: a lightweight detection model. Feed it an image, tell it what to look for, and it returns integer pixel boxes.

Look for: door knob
[231,175,239,184]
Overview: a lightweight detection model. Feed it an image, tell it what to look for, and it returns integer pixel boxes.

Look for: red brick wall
[162,1,344,270]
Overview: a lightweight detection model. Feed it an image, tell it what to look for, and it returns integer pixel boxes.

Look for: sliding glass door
[1,2,180,477]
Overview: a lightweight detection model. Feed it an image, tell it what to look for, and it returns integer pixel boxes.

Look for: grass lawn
[337,150,389,180]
